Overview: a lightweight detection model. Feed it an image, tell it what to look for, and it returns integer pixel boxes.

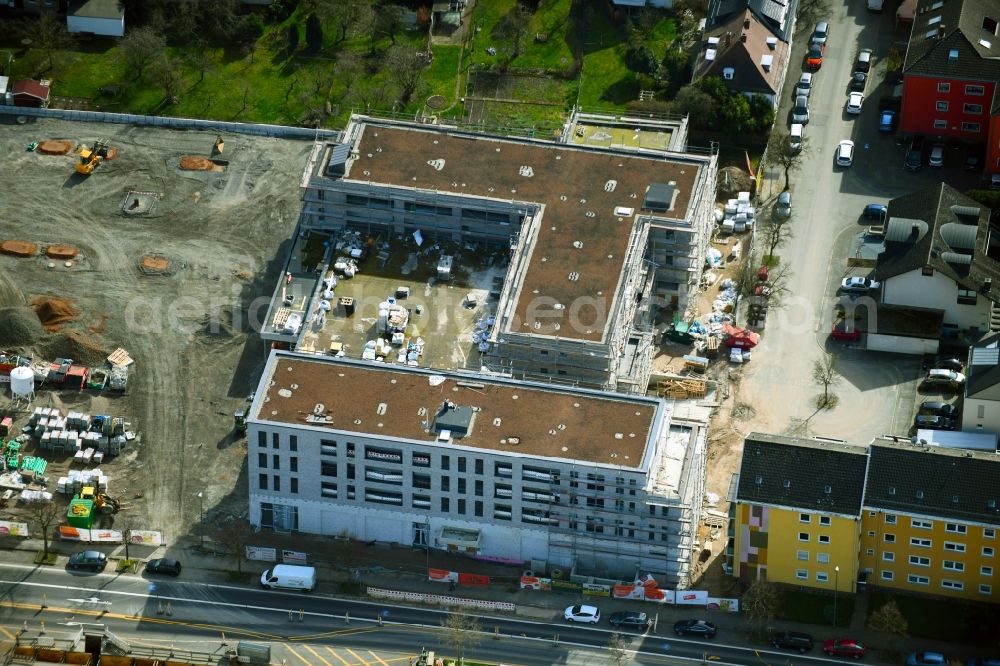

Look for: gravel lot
[0,117,313,540]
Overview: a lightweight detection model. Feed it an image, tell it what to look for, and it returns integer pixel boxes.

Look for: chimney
[911,224,921,238]
[740,32,747,43]
[744,17,751,29]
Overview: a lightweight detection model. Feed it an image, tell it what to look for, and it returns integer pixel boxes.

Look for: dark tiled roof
[903,0,1000,80]
[736,433,868,515]
[966,331,1000,397]
[865,440,1000,525]
[707,0,798,42]
[695,10,789,96]
[873,182,999,299]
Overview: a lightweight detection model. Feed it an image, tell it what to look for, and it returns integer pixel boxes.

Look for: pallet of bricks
[56,468,108,496]
[31,408,133,459]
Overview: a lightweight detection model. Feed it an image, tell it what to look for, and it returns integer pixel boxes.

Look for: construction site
[0,116,314,542]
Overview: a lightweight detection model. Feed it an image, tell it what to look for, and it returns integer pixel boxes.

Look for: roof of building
[870,303,945,338]
[251,351,660,467]
[903,0,1000,80]
[346,122,707,342]
[873,182,999,297]
[966,331,1000,397]
[707,0,797,42]
[865,439,1000,525]
[736,433,868,515]
[11,80,50,101]
[695,9,789,96]
[68,0,125,19]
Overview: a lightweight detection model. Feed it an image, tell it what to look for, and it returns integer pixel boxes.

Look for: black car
[771,630,814,653]
[674,619,717,638]
[966,144,985,171]
[922,355,964,372]
[67,550,108,572]
[850,71,867,91]
[905,135,926,171]
[918,401,960,418]
[915,414,956,430]
[145,558,182,576]
[609,611,650,630]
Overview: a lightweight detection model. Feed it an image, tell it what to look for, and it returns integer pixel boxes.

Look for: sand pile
[179,156,224,172]
[37,140,74,155]
[0,306,45,346]
[37,329,109,367]
[717,166,753,199]
[139,254,171,274]
[32,296,81,332]
[1,241,38,257]
[46,244,78,260]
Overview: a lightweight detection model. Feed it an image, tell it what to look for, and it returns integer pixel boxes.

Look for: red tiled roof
[12,80,50,101]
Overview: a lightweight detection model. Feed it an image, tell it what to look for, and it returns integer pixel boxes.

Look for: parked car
[966,658,1000,666]
[879,110,897,133]
[145,558,182,576]
[564,604,600,623]
[824,638,867,658]
[836,140,855,167]
[793,95,810,124]
[914,414,956,430]
[609,611,650,630]
[796,72,813,98]
[907,653,946,666]
[846,92,864,115]
[68,550,108,572]
[905,135,926,171]
[966,144,985,171]
[929,143,945,167]
[771,631,814,653]
[850,71,868,91]
[775,191,792,217]
[806,46,824,69]
[923,369,966,390]
[918,401,960,417]
[855,48,873,72]
[841,276,880,293]
[862,203,887,220]
[674,619,717,638]
[922,355,964,372]
[811,21,830,46]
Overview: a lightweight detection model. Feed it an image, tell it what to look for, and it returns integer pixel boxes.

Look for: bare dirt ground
[0,117,313,542]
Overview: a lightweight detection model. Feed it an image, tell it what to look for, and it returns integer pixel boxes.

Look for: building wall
[882,269,989,331]
[900,75,994,141]
[859,509,1000,602]
[988,114,1000,176]
[961,396,1000,434]
[866,332,939,355]
[66,15,125,37]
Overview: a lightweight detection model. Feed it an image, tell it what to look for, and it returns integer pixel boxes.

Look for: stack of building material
[718,192,755,234]
[56,468,108,495]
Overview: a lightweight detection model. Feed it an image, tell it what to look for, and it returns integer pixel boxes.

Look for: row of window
[931,119,981,132]
[878,514,995,539]
[258,453,298,472]
[795,569,834,583]
[934,101,984,114]
[259,474,298,494]
[797,550,832,563]
[936,82,986,96]
[798,532,833,544]
[878,570,991,594]
[873,532,990,554]
[799,513,833,526]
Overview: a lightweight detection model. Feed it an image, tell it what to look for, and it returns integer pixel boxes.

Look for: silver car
[793,95,810,124]
[796,72,813,98]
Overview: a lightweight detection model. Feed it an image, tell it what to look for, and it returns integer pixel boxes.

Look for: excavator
[79,486,121,514]
[75,138,111,175]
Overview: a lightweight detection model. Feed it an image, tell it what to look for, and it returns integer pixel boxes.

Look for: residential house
[729,433,867,592]
[66,0,124,37]
[11,79,50,108]
[873,182,998,338]
[706,0,798,44]
[693,10,791,108]
[859,439,1000,602]
[962,332,1000,433]
[899,0,1000,174]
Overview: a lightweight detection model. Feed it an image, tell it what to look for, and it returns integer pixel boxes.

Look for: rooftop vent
[722,67,735,80]
[916,490,925,499]
[433,400,476,439]
[766,36,777,49]
[761,54,774,71]
[782,479,791,489]
[889,486,896,495]
[824,485,832,494]
[948,47,958,59]
[754,475,763,485]
[952,494,960,503]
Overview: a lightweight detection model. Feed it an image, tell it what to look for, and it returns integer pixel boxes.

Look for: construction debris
[657,377,708,400]
[45,244,78,260]
[179,156,225,171]
[31,296,80,332]
[1,241,38,257]
[36,140,74,155]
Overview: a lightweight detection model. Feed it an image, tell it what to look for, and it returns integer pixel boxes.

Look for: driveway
[737,3,931,442]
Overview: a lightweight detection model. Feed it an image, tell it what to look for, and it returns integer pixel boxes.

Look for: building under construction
[296,113,719,394]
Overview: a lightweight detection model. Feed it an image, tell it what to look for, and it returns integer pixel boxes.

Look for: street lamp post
[197,492,204,550]
[833,565,840,627]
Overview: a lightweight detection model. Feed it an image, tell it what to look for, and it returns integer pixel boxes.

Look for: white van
[260,564,316,592]
[790,124,804,153]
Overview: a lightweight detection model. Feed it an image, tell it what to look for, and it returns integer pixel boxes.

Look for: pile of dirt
[106,147,119,160]
[36,329,109,367]
[0,306,45,346]
[139,254,170,274]
[179,156,224,172]
[37,140,74,155]
[717,166,753,199]
[31,296,81,332]
[45,244,78,260]
[1,240,38,257]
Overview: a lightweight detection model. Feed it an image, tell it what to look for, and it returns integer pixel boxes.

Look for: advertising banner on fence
[427,568,458,583]
[458,573,489,587]
[612,583,645,600]
[675,590,709,605]
[128,530,162,546]
[582,582,611,597]
[282,549,308,564]
[0,520,29,537]
[246,546,277,562]
[58,526,122,543]
[707,597,740,613]
[551,579,583,592]
[520,576,552,591]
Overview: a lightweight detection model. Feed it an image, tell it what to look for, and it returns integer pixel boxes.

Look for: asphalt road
[0,564,854,665]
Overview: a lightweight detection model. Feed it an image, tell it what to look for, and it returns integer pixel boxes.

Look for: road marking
[290,627,378,641]
[326,646,353,666]
[284,644,314,666]
[346,647,370,666]
[0,625,16,640]
[301,644,334,666]
[367,650,392,666]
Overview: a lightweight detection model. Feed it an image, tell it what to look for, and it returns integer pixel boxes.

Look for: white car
[836,140,855,167]
[841,277,881,293]
[846,92,864,115]
[795,72,813,98]
[792,95,810,124]
[564,604,601,623]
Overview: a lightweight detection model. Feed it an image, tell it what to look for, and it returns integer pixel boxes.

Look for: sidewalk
[1,536,987,660]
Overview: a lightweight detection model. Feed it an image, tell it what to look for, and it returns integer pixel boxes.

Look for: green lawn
[868,591,1000,644]
[773,589,854,627]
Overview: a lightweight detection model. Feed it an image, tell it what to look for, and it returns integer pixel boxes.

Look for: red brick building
[900,0,1000,176]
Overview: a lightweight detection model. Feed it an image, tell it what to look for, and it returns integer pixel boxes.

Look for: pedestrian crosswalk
[276,643,411,666]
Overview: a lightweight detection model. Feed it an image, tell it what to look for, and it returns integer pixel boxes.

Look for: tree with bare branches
[441,612,482,666]
[742,579,779,639]
[813,352,841,408]
[607,632,630,666]
[122,27,166,81]
[25,499,62,561]
[767,129,809,190]
[23,10,75,72]
[384,45,427,105]
[210,517,255,574]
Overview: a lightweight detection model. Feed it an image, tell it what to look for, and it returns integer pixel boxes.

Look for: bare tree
[25,10,75,71]
[210,517,255,574]
[606,632,630,666]
[25,499,62,561]
[742,579,779,639]
[150,55,183,104]
[767,129,808,190]
[187,48,215,86]
[375,4,406,46]
[441,612,482,666]
[121,27,167,81]
[495,5,532,61]
[384,44,427,105]
[868,599,908,637]
[813,352,841,409]
[318,0,374,45]
[761,207,794,259]
[733,257,793,325]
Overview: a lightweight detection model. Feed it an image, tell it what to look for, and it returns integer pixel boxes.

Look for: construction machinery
[233,410,247,436]
[79,486,121,514]
[76,138,111,175]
